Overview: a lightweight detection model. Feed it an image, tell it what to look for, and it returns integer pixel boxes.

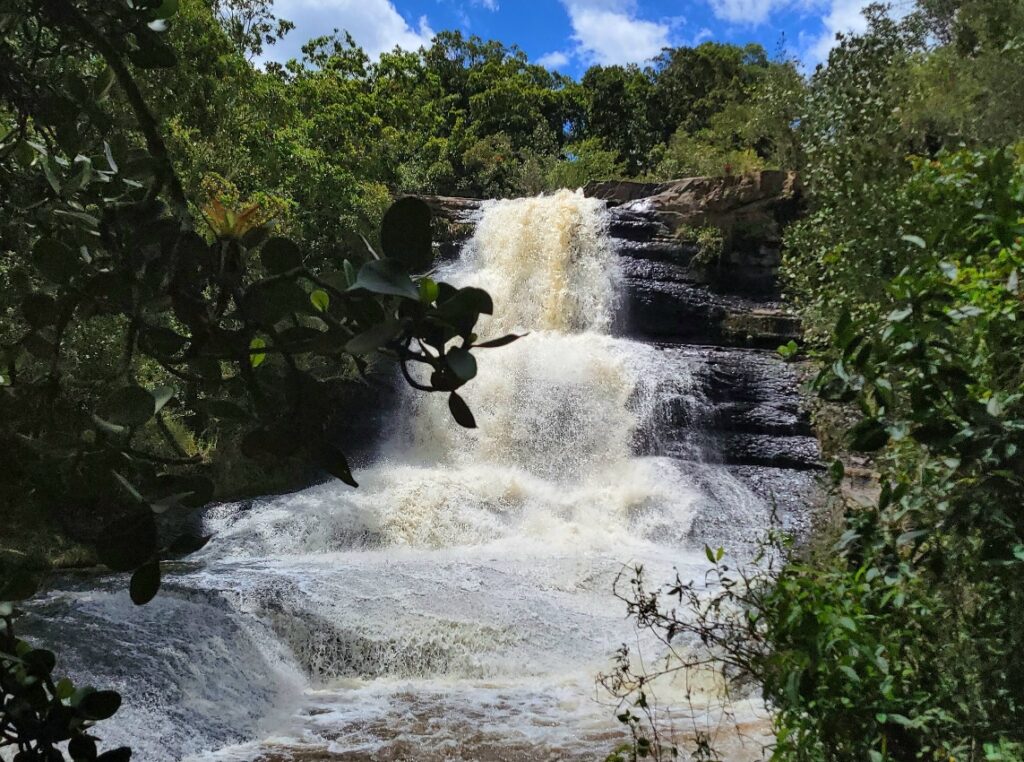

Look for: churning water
[24,190,783,760]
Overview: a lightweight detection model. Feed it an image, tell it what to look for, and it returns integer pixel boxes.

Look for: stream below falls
[21,191,819,761]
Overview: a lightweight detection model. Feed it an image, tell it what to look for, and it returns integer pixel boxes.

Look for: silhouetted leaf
[448,392,476,429]
[380,197,433,272]
[79,691,122,721]
[446,347,477,381]
[96,747,131,762]
[0,568,38,601]
[318,442,358,488]
[21,293,58,328]
[202,399,249,420]
[346,318,402,354]
[129,559,160,606]
[69,733,97,757]
[350,260,420,300]
[261,237,302,274]
[441,286,493,316]
[129,40,176,69]
[23,649,56,676]
[69,734,98,761]
[167,533,212,556]
[472,333,524,349]
[98,510,157,572]
[33,237,81,283]
[848,418,889,452]
[102,386,156,427]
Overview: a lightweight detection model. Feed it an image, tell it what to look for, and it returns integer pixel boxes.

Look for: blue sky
[266,0,878,73]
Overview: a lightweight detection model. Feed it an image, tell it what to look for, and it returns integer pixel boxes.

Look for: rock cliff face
[587,172,819,480]
[590,171,802,348]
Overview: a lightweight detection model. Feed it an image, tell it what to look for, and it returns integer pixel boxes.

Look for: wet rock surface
[593,175,820,475]
[606,202,799,347]
[637,344,821,472]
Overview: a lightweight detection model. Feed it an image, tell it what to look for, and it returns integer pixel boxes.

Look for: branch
[48,0,191,223]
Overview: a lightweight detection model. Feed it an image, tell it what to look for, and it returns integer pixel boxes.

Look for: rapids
[20,190,806,761]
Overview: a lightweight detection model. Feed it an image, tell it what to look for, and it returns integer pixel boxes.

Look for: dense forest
[2,0,1024,758]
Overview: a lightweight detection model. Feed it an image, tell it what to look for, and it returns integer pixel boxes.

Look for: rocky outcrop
[582,180,672,204]
[419,195,482,260]
[599,173,802,348]
[635,345,820,472]
[592,173,819,475]
[584,171,800,234]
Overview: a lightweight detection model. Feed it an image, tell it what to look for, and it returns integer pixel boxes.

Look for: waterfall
[208,190,706,557]
[22,191,784,761]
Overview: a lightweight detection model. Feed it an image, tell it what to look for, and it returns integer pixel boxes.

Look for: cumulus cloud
[706,0,782,25]
[562,0,674,66]
[691,26,714,44]
[805,0,872,63]
[536,50,571,69]
[704,0,894,66]
[269,0,435,60]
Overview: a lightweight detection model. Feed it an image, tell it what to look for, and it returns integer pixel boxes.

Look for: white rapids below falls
[24,191,789,761]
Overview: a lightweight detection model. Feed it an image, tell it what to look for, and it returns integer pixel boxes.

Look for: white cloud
[803,0,911,65]
[562,0,674,66]
[707,0,780,25]
[536,50,571,69]
[805,0,870,63]
[692,26,714,44]
[703,0,892,66]
[270,0,434,60]
[473,0,499,9]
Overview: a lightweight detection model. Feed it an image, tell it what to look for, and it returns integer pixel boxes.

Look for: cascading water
[22,190,786,761]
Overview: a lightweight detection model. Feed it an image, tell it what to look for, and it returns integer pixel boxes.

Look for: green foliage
[1,603,129,761]
[579,64,656,176]
[781,148,1024,758]
[776,339,799,360]
[648,127,766,180]
[546,137,626,191]
[675,224,726,268]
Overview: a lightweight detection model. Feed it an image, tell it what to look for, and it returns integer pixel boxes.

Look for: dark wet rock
[598,181,801,347]
[707,432,821,471]
[637,345,822,472]
[617,269,800,348]
[416,195,483,260]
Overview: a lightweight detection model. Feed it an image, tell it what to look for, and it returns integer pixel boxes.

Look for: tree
[649,42,770,142]
[578,64,656,175]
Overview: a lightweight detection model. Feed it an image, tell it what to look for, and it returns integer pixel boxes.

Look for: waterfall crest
[457,189,619,334]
